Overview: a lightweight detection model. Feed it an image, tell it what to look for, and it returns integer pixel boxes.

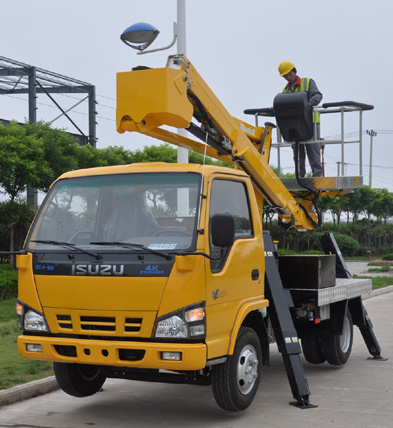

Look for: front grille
[125,317,143,332]
[80,316,116,332]
[56,314,72,329]
[55,313,144,335]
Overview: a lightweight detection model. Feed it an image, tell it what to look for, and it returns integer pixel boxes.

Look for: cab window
[209,179,253,272]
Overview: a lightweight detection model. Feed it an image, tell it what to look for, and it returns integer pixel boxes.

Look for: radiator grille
[56,314,72,329]
[125,317,143,332]
[55,314,143,334]
[80,316,116,331]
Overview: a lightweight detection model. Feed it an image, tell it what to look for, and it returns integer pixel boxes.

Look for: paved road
[0,291,392,428]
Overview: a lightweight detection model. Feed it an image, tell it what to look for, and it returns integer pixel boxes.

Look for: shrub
[277,248,296,256]
[0,264,18,300]
[331,233,360,257]
[382,253,393,261]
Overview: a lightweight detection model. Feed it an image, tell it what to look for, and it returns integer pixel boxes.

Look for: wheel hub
[340,315,351,353]
[237,344,259,395]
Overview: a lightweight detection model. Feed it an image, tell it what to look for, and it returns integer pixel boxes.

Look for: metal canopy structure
[0,55,96,146]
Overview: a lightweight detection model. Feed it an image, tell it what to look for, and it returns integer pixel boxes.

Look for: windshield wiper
[31,240,101,260]
[90,241,172,260]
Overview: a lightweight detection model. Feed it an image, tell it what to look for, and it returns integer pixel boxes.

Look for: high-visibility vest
[283,78,320,123]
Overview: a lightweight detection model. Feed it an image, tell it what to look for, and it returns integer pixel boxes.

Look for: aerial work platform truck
[15,55,384,411]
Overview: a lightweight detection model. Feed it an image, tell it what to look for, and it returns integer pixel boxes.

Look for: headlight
[155,315,188,338]
[153,302,206,340]
[24,309,49,332]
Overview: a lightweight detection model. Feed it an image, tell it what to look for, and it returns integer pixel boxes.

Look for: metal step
[281,176,363,192]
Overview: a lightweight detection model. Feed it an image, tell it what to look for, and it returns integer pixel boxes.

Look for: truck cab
[17,162,269,411]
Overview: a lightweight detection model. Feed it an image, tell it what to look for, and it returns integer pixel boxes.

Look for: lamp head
[120,22,160,51]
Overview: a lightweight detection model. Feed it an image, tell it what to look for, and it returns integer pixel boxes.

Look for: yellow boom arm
[117,55,318,230]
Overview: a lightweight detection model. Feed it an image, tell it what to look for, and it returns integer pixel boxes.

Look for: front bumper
[18,335,207,371]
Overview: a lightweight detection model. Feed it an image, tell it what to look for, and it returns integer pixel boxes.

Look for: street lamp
[120,22,177,55]
[120,22,160,52]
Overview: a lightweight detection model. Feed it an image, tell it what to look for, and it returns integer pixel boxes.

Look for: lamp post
[366,130,377,187]
[175,0,188,167]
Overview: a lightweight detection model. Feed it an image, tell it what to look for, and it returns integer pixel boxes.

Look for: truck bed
[288,277,372,305]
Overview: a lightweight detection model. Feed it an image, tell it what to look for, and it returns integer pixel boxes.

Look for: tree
[318,195,342,228]
[99,145,136,165]
[0,200,35,263]
[340,193,352,224]
[0,122,52,201]
[357,186,377,220]
[347,189,363,223]
[372,188,393,223]
[24,121,80,190]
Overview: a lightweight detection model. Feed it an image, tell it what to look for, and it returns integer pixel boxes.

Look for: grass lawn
[352,275,393,290]
[0,298,53,390]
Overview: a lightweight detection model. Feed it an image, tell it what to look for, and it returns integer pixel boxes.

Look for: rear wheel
[322,311,353,365]
[53,363,106,397]
[301,335,326,364]
[211,327,262,411]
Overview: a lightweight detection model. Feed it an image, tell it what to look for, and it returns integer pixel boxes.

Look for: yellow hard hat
[278,61,295,76]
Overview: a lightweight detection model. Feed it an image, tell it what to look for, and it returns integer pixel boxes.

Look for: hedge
[0,264,18,300]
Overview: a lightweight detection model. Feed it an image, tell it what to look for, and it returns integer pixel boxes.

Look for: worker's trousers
[292,123,322,177]
[294,141,322,177]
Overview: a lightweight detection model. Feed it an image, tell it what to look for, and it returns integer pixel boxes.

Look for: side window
[209,179,253,272]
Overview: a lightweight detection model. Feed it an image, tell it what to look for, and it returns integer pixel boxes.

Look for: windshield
[26,172,201,252]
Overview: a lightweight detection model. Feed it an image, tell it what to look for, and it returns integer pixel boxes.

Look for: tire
[301,335,326,364]
[322,311,353,366]
[53,363,106,397]
[211,327,262,412]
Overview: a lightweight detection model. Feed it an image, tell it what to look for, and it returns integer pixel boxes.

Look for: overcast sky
[1,0,392,190]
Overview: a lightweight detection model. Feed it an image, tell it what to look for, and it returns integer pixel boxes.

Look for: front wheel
[211,327,262,411]
[322,311,353,365]
[53,363,106,397]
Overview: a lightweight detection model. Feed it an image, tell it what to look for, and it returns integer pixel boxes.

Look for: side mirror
[211,214,235,247]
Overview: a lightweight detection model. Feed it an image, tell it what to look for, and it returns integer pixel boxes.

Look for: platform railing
[244,101,374,179]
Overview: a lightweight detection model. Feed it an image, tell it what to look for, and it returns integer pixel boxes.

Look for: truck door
[204,176,265,359]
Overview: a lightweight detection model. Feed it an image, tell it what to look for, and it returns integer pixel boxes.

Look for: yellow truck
[16,55,383,411]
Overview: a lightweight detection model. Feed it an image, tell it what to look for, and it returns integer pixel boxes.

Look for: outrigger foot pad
[289,397,318,409]
[368,355,388,361]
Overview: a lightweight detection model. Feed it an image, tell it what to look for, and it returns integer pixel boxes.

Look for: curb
[1,287,392,409]
[0,376,58,408]
[363,284,393,300]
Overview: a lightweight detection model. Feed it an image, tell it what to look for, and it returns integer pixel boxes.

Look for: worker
[278,61,323,177]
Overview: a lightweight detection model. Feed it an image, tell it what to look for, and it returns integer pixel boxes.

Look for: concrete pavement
[345,260,393,277]
[0,291,392,427]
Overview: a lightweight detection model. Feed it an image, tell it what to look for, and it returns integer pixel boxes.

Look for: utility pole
[367,130,377,187]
